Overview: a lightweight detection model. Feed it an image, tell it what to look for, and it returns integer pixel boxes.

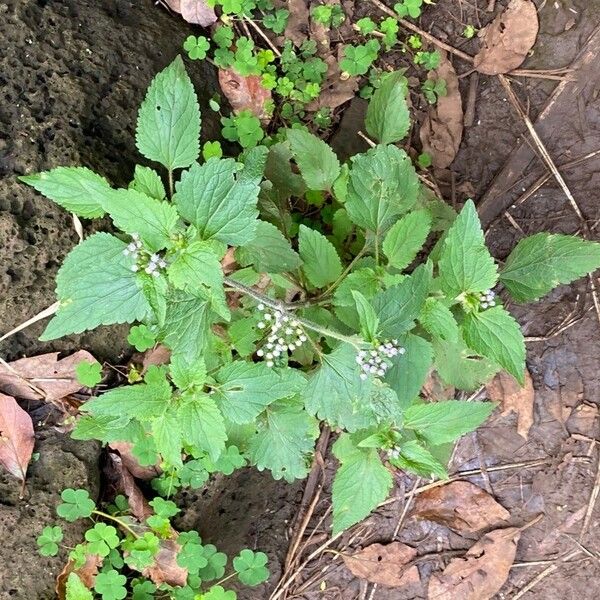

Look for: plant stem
[92,510,140,539]
[319,244,368,299]
[215,571,238,587]
[223,276,362,348]
[167,169,174,199]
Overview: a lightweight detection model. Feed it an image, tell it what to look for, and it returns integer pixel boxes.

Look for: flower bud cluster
[479,289,496,309]
[123,233,168,277]
[387,447,401,460]
[355,339,405,381]
[255,303,308,367]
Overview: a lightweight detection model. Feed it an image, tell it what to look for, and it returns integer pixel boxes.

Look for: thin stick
[580,450,600,539]
[392,477,421,539]
[244,16,282,57]
[0,302,59,343]
[0,357,47,400]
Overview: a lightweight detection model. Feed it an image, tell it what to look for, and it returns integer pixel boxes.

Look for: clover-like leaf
[233,549,270,585]
[84,523,120,557]
[57,488,96,522]
[36,525,63,556]
[75,360,103,388]
[94,569,127,600]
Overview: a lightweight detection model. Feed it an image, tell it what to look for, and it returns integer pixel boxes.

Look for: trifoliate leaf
[57,488,96,521]
[365,71,410,144]
[382,209,432,270]
[202,585,236,600]
[84,523,120,557]
[176,158,260,246]
[346,144,419,235]
[331,434,393,534]
[75,360,102,387]
[41,233,150,340]
[235,220,301,273]
[94,569,127,600]
[180,459,210,488]
[203,445,246,475]
[129,165,166,200]
[197,545,228,581]
[213,362,306,424]
[298,225,342,288]
[149,497,180,518]
[499,232,600,302]
[418,297,459,341]
[438,200,498,297]
[462,306,525,384]
[37,525,63,556]
[178,392,227,461]
[20,166,112,218]
[233,549,270,585]
[131,580,156,600]
[248,398,319,482]
[177,541,209,573]
[403,400,496,445]
[136,55,200,170]
[287,129,341,191]
[128,324,156,352]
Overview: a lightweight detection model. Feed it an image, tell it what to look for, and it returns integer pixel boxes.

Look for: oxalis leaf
[462,306,526,385]
[41,233,150,340]
[136,55,200,171]
[332,433,393,534]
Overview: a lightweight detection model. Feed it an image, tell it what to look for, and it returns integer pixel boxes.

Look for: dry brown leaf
[218,70,272,122]
[285,0,310,46]
[422,371,455,402]
[55,554,102,600]
[143,538,188,587]
[180,0,217,26]
[0,393,35,481]
[427,527,520,600]
[308,55,358,111]
[567,403,599,437]
[163,0,181,12]
[107,453,153,521]
[109,441,161,480]
[140,345,171,374]
[420,52,463,169]
[411,481,510,533]
[343,542,420,588]
[486,370,534,439]
[474,0,539,75]
[0,351,96,401]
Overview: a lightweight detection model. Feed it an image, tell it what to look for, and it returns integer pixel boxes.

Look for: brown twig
[244,16,282,57]
[392,477,421,539]
[463,71,479,127]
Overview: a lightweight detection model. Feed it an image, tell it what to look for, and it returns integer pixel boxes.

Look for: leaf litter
[162,0,217,27]
[55,553,103,600]
[218,69,273,122]
[0,392,35,482]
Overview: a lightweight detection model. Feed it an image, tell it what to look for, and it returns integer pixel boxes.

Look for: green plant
[422,77,447,104]
[36,489,268,599]
[311,2,346,28]
[463,24,477,39]
[22,58,600,542]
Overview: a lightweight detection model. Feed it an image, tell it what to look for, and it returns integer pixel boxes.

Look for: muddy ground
[1,0,600,599]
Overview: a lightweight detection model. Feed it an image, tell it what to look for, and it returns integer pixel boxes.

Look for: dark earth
[2,0,600,599]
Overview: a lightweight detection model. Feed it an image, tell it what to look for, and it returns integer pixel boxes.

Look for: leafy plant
[422,77,447,104]
[23,57,600,544]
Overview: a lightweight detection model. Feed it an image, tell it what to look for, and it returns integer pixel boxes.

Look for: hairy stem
[319,244,368,299]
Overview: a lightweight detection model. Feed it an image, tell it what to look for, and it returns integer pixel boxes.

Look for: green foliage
[422,78,447,104]
[340,40,380,76]
[395,0,423,19]
[94,570,127,600]
[37,525,63,556]
[57,488,96,521]
[233,549,270,585]
[75,361,102,387]
[66,573,94,600]
[414,50,441,70]
[298,225,342,288]
[365,71,410,144]
[184,35,210,60]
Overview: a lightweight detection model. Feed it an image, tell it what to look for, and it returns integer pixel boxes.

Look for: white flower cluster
[123,233,167,277]
[356,340,405,381]
[255,303,308,367]
[479,289,496,309]
[387,447,401,460]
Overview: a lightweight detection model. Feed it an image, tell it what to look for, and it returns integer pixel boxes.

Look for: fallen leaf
[106,453,153,521]
[285,0,310,46]
[474,0,539,75]
[109,441,161,480]
[140,345,171,374]
[343,542,420,587]
[428,527,520,600]
[163,0,181,12]
[218,70,272,122]
[423,371,455,402]
[0,393,35,481]
[486,370,534,439]
[411,482,510,533]
[180,0,217,26]
[420,52,463,169]
[0,351,96,401]
[143,538,188,587]
[55,554,102,600]
[566,403,599,437]
[308,55,358,111]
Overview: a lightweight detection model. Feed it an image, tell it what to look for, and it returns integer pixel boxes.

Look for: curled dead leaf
[143,538,188,587]
[139,345,172,374]
[423,371,455,402]
[218,70,272,122]
[486,370,534,439]
[0,351,96,401]
[474,0,539,75]
[0,393,35,482]
[343,542,420,588]
[411,481,510,533]
[56,554,102,600]
[420,52,463,169]
[109,441,161,480]
[427,527,520,600]
[106,453,153,521]
[285,0,310,46]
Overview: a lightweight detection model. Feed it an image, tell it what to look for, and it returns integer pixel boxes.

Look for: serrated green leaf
[433,337,499,391]
[101,188,179,251]
[168,242,224,301]
[176,158,260,245]
[129,165,166,200]
[152,406,182,467]
[20,166,112,218]
[365,71,410,144]
[346,144,419,235]
[235,220,301,273]
[298,225,342,288]
[383,209,431,270]
[499,233,600,302]
[403,400,496,445]
[41,233,150,340]
[392,440,448,479]
[287,129,340,190]
[462,306,525,384]
[248,397,319,482]
[385,333,432,408]
[170,354,207,390]
[213,362,306,424]
[228,317,260,357]
[136,55,200,170]
[179,392,226,461]
[333,268,382,330]
[66,573,94,600]
[351,290,379,340]
[438,200,497,297]
[418,297,459,341]
[331,434,393,534]
[372,261,432,337]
